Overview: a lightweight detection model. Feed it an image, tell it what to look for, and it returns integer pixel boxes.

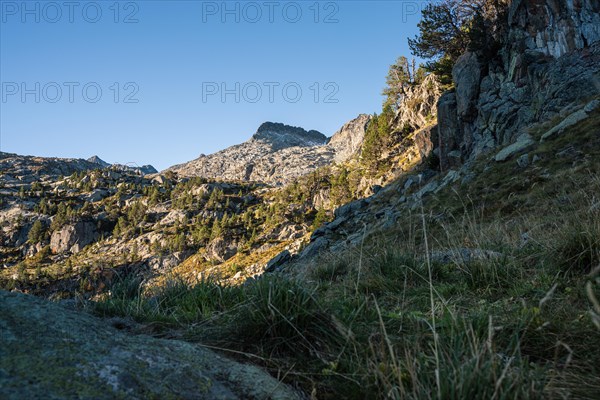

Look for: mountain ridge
[166,117,371,185]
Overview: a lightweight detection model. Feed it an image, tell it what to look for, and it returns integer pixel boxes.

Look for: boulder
[495,133,535,162]
[517,153,530,168]
[299,237,329,260]
[437,92,461,170]
[415,180,439,199]
[158,210,186,227]
[50,221,99,254]
[152,175,167,185]
[541,100,600,142]
[334,199,367,219]
[326,217,347,232]
[436,170,461,192]
[0,291,300,400]
[87,189,110,203]
[204,237,237,263]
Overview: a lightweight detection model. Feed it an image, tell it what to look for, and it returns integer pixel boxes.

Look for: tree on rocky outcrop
[383,56,427,109]
[50,203,75,231]
[207,188,224,209]
[409,0,508,83]
[112,216,129,238]
[361,105,395,174]
[35,198,55,215]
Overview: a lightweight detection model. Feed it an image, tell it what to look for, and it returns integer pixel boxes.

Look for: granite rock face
[328,114,372,164]
[0,290,301,400]
[438,0,600,170]
[394,73,443,131]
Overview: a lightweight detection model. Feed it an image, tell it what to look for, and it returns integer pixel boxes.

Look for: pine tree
[312,208,329,230]
[331,167,352,206]
[210,218,223,240]
[408,0,508,83]
[28,220,47,244]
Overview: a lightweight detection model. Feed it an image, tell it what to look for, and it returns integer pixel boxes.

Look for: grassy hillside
[92,110,600,398]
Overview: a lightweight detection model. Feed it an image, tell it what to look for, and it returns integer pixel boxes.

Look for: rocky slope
[167,118,371,185]
[0,290,300,400]
[0,161,328,297]
[0,72,445,296]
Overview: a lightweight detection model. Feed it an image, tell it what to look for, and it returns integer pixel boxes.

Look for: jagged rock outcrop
[453,52,482,121]
[0,291,300,399]
[252,122,328,149]
[347,74,443,195]
[125,164,158,175]
[328,114,372,163]
[507,0,600,60]
[437,92,463,169]
[438,0,600,170]
[50,220,99,254]
[394,73,443,130]
[167,120,370,185]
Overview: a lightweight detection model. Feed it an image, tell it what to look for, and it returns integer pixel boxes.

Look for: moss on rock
[0,291,300,400]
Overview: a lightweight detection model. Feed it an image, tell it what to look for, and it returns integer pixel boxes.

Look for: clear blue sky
[1,0,424,170]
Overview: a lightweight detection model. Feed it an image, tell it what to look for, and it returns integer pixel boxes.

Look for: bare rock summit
[167,118,371,185]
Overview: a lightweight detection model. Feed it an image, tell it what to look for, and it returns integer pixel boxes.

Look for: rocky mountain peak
[86,155,110,168]
[252,122,328,150]
[328,114,372,163]
[166,120,369,185]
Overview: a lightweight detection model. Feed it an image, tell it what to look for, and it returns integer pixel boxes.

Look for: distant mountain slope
[166,117,371,185]
[0,152,106,184]
[87,155,158,175]
[0,152,157,186]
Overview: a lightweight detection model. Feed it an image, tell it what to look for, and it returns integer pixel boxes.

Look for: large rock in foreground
[0,291,300,400]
